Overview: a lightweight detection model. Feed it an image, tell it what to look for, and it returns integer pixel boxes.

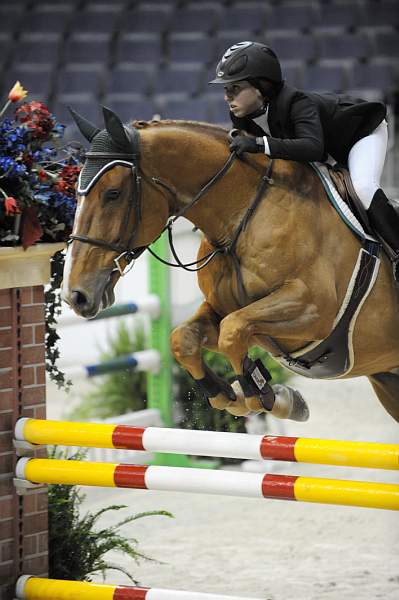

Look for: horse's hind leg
[368,370,399,423]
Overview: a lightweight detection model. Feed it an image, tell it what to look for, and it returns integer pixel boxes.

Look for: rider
[209,41,399,280]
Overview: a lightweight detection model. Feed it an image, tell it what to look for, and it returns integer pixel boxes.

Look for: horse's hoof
[225,404,251,417]
[208,394,230,410]
[271,384,310,422]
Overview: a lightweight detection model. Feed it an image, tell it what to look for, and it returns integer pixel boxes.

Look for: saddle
[328,164,399,262]
[328,165,370,229]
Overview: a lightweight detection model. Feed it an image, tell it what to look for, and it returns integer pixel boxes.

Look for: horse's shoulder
[274,159,318,197]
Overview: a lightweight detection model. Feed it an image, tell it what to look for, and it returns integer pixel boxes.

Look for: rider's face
[224,81,263,118]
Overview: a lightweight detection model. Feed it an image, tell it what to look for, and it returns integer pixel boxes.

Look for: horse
[62,106,399,424]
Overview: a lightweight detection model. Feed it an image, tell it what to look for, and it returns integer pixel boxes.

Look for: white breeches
[347,119,388,210]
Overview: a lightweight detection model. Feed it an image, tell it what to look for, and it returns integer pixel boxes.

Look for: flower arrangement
[0,81,80,248]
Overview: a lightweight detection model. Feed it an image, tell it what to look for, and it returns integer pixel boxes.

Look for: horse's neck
[142,125,267,245]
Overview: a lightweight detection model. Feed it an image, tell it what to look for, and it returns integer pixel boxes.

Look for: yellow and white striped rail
[15,418,399,470]
[15,458,399,511]
[16,575,260,600]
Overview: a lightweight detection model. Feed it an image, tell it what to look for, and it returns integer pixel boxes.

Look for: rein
[70,129,275,304]
[144,153,274,304]
[147,150,239,272]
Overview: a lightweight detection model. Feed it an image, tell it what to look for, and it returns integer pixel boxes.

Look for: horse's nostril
[71,290,88,307]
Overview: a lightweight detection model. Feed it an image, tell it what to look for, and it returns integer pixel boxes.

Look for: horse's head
[63,106,170,318]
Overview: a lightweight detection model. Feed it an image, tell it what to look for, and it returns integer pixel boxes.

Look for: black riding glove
[229,136,264,157]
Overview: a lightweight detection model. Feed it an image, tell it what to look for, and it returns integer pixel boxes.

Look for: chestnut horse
[63,107,399,423]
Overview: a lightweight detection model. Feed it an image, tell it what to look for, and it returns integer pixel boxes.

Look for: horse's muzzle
[65,270,116,319]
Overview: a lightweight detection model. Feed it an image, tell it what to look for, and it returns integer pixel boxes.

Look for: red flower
[21,206,42,249]
[4,196,21,215]
[54,164,80,196]
[54,181,68,193]
[38,169,48,181]
[16,101,55,141]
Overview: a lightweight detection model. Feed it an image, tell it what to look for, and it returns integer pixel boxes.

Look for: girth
[275,238,381,379]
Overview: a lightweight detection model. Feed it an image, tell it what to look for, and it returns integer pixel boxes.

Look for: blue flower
[1,100,81,246]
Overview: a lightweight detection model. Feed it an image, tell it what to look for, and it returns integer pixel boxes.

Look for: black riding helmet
[209,41,282,86]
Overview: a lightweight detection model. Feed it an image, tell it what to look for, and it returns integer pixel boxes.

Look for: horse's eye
[105,189,120,201]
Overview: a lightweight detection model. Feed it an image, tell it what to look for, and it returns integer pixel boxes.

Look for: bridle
[69,126,147,275]
[69,125,240,276]
[69,126,275,305]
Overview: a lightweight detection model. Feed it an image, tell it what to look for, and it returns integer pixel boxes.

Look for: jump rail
[15,418,399,471]
[15,575,261,600]
[62,349,161,379]
[15,458,399,511]
[57,294,161,326]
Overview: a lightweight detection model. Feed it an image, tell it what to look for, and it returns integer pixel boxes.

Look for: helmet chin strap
[244,102,268,120]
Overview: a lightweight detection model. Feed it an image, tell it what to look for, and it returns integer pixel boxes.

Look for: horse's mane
[128,118,268,173]
[130,118,229,142]
[129,118,304,182]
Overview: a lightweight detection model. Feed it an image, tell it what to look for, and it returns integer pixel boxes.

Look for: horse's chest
[198,257,264,316]
[198,260,238,314]
[210,279,241,315]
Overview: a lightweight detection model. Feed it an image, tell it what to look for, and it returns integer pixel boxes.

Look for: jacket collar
[268,81,298,133]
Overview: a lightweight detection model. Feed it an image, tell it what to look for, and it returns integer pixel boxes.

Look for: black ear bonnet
[77,126,138,194]
[70,105,140,195]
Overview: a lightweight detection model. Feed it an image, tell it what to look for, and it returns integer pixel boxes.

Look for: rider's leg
[348,120,399,279]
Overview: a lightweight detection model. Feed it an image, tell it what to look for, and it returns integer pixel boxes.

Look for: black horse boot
[367,189,399,283]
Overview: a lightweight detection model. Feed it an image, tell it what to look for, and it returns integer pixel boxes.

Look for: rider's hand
[229,135,264,156]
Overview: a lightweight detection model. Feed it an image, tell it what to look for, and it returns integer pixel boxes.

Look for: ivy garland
[45,249,71,390]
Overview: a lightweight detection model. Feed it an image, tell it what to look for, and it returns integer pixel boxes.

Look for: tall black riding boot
[367,189,399,283]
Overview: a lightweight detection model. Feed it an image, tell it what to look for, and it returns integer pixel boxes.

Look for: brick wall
[0,286,48,600]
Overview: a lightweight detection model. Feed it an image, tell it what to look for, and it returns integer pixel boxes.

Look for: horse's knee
[170,325,200,361]
[218,314,247,356]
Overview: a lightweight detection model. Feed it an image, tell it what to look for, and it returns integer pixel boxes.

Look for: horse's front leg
[170,301,249,416]
[218,278,336,420]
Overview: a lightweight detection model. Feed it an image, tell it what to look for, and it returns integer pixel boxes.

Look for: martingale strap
[225,159,274,305]
[147,158,275,297]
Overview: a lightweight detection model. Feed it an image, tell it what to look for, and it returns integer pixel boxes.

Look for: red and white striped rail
[16,575,260,600]
[15,458,399,511]
[15,418,399,470]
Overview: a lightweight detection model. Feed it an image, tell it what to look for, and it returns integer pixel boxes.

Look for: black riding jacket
[231,83,387,166]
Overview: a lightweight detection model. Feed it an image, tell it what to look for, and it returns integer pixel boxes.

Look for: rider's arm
[266,96,325,162]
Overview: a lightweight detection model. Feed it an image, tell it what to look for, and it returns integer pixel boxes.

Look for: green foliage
[48,450,173,583]
[45,251,72,390]
[176,346,290,433]
[69,319,147,420]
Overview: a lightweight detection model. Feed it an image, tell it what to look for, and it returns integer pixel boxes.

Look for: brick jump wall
[0,286,48,600]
